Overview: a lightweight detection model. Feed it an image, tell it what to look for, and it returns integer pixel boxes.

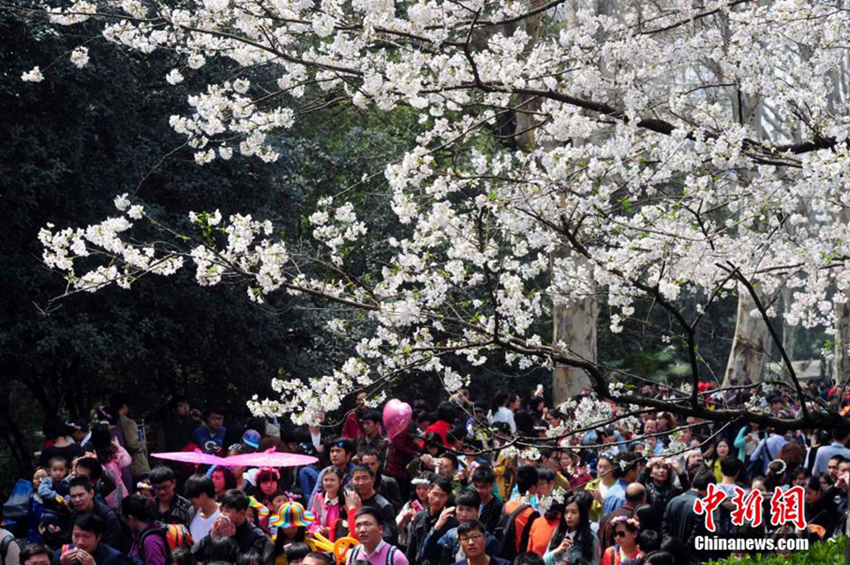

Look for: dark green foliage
[0,8,418,490]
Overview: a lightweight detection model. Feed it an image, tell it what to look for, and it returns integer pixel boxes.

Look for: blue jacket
[192,426,227,449]
[602,479,629,514]
[749,434,787,475]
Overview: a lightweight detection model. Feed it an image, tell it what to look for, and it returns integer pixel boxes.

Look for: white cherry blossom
[26,0,850,430]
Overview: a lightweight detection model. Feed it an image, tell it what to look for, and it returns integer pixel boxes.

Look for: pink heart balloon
[383,399,413,439]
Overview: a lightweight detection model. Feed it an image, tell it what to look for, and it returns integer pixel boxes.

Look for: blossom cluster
[27,0,850,425]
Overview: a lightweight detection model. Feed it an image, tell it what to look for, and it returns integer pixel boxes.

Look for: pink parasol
[151,451,227,466]
[224,448,318,468]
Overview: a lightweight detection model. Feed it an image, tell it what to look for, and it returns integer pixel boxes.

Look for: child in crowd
[256,468,283,508]
[37,457,72,527]
[136,479,156,501]
[266,492,291,536]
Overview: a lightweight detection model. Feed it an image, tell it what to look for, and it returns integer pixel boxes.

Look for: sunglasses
[614,531,629,538]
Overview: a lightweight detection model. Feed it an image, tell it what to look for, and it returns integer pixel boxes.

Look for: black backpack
[494,503,539,560]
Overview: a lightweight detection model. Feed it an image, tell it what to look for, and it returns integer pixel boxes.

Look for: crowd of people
[1,382,848,565]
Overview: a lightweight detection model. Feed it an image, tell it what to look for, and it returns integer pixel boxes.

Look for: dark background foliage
[0,10,412,488]
[0,7,828,501]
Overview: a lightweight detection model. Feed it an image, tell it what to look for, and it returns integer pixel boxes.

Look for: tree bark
[832,44,850,388]
[780,285,796,362]
[723,286,772,385]
[722,80,772,386]
[552,255,597,402]
[836,211,850,386]
[837,298,850,386]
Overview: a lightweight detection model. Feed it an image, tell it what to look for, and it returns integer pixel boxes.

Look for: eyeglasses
[459,534,484,543]
[614,531,628,538]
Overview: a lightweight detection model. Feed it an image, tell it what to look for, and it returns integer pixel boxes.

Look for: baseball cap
[242,429,261,449]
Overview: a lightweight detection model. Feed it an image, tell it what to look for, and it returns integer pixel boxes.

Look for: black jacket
[405,509,458,565]
[808,486,843,538]
[156,495,193,527]
[70,501,122,550]
[662,490,699,541]
[478,497,503,535]
[53,543,130,565]
[192,520,270,563]
[663,489,715,559]
[361,493,399,545]
[376,475,404,513]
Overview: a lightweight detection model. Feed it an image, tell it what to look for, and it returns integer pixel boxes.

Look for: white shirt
[189,507,220,541]
[597,480,612,501]
[488,407,516,433]
[717,483,738,497]
[360,540,386,558]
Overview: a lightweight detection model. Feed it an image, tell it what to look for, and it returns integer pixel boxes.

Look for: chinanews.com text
[695,537,809,552]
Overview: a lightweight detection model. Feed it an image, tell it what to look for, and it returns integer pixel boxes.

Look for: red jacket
[424,420,452,448]
[342,412,362,439]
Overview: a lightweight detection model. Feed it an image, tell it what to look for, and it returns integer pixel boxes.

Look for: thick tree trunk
[723,286,772,385]
[552,257,597,403]
[723,85,772,386]
[836,212,850,385]
[780,285,796,362]
[836,299,850,385]
[832,49,850,387]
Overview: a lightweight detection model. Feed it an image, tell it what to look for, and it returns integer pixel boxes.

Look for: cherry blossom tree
[17,0,850,440]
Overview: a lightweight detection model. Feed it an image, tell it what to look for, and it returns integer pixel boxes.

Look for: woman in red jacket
[423,403,456,448]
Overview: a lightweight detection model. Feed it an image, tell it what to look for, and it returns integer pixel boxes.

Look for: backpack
[138,523,193,565]
[1,533,17,565]
[746,438,772,476]
[494,504,539,560]
[102,465,127,513]
[3,479,32,521]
